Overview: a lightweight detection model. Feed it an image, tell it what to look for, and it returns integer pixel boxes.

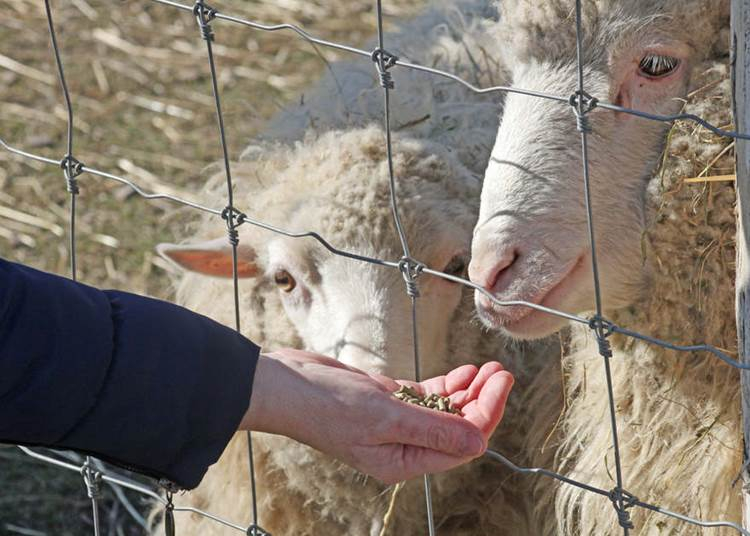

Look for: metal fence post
[733,0,750,529]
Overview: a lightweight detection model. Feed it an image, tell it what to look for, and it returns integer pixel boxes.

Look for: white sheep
[470,1,741,533]
[154,2,551,534]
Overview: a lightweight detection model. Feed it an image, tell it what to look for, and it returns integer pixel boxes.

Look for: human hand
[240,349,514,484]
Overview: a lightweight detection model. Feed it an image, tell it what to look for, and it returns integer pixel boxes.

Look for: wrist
[240,354,283,433]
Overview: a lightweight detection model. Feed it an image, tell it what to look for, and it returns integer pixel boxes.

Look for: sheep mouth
[475,253,589,338]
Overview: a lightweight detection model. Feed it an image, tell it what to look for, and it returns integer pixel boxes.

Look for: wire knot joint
[371,48,399,90]
[60,154,83,195]
[588,315,615,358]
[398,257,424,298]
[608,487,638,530]
[80,462,103,500]
[246,524,272,536]
[164,490,175,536]
[568,90,598,133]
[221,206,246,246]
[193,1,217,41]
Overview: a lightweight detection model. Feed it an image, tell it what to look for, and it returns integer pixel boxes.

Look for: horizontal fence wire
[0,0,747,534]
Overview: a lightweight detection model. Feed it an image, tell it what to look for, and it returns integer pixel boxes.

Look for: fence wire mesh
[1,0,750,534]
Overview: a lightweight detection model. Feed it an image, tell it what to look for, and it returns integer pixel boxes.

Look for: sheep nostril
[469,249,518,292]
[488,251,518,291]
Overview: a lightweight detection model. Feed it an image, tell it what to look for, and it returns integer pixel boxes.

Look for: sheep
[469,1,741,533]
[153,2,553,534]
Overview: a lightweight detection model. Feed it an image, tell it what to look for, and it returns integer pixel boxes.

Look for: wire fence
[1,0,749,534]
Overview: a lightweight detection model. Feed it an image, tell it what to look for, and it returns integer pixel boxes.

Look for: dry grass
[0,0,419,533]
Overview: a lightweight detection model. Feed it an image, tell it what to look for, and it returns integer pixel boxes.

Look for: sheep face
[260,235,471,379]
[159,127,480,379]
[469,0,727,339]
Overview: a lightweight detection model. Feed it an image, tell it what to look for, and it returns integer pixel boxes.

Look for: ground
[0,0,418,533]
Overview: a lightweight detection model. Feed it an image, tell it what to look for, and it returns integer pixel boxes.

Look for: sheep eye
[273,269,296,292]
[638,54,680,78]
[442,255,468,278]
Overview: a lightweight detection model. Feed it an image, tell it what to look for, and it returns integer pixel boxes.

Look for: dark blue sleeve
[0,258,259,489]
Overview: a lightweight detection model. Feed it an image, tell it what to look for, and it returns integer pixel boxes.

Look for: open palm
[244,349,514,483]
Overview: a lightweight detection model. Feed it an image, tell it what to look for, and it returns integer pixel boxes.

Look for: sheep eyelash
[638,54,680,78]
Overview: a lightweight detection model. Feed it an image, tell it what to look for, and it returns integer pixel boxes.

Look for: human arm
[0,258,513,489]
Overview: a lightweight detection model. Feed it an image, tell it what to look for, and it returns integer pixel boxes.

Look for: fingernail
[462,434,485,456]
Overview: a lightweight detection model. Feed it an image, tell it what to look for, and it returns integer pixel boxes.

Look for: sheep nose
[468,246,518,292]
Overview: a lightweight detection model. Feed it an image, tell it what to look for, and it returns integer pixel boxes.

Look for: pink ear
[157,238,258,278]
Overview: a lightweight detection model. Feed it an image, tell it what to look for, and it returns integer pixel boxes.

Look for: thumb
[384,401,485,457]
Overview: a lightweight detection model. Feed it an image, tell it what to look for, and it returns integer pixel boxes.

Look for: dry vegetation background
[0,0,419,533]
[0,0,739,535]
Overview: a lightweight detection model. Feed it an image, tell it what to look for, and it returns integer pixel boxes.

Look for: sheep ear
[157,238,258,278]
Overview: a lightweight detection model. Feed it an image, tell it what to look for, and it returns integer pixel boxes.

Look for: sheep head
[159,126,481,379]
[469,0,728,339]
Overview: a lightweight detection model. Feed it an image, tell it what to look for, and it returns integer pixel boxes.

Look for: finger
[382,400,485,458]
[460,370,514,437]
[396,364,479,397]
[439,364,480,394]
[449,361,505,408]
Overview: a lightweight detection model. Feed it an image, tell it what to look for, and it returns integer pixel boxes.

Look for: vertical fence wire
[372,0,436,532]
[571,1,630,532]
[572,0,632,532]
[5,0,750,534]
[192,1,263,533]
[42,2,102,535]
